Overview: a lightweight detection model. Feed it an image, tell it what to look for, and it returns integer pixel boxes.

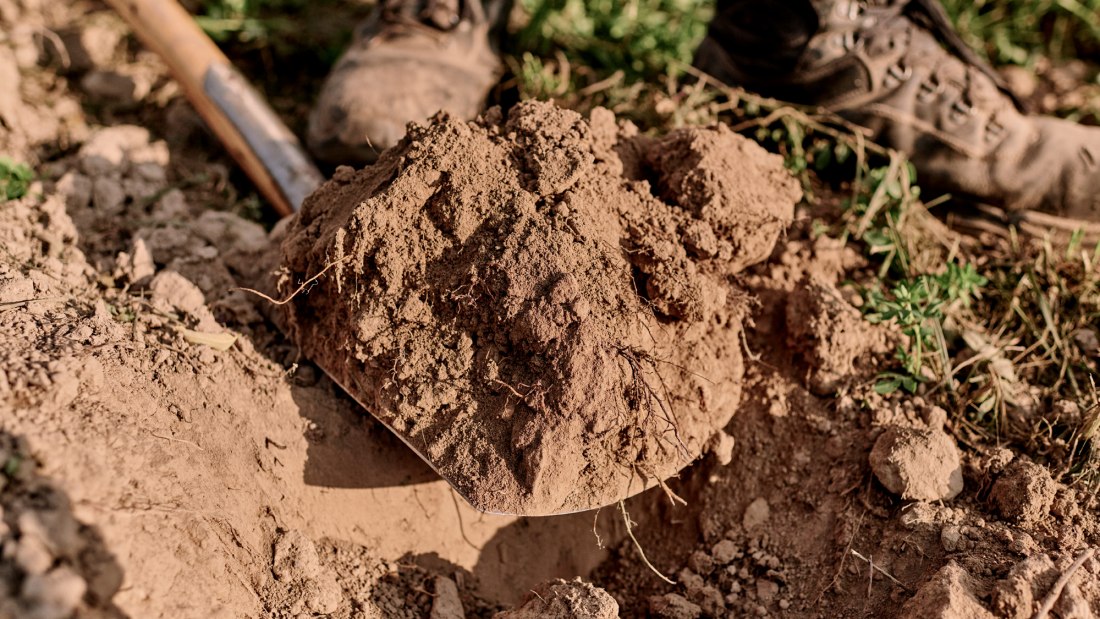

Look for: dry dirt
[278,100,798,516]
[2,1,1100,618]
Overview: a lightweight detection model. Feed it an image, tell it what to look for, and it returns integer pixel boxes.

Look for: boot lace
[843,0,1025,139]
[902,0,1023,111]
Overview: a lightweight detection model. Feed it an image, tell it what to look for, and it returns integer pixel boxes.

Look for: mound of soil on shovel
[279,101,800,515]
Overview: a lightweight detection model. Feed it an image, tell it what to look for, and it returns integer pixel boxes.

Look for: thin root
[849,549,908,591]
[592,507,604,549]
[619,500,674,585]
[236,256,349,306]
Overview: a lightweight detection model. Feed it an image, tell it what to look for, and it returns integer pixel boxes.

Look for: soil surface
[3,1,1100,618]
[279,101,799,515]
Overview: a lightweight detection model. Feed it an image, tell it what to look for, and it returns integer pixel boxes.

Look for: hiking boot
[308,0,508,165]
[696,0,1100,231]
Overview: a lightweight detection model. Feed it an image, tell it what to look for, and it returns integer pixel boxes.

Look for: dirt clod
[990,459,1059,525]
[280,100,800,515]
[785,277,892,395]
[266,530,343,617]
[899,562,994,619]
[869,424,964,502]
[647,592,703,619]
[430,576,464,619]
[741,497,770,530]
[495,578,618,618]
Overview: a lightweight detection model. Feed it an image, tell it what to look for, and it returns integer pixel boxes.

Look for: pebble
[743,497,770,530]
[14,534,53,575]
[429,576,464,619]
[711,539,739,564]
[648,593,702,619]
[870,425,963,501]
[687,550,714,575]
[756,579,779,602]
[21,566,87,619]
[941,525,962,552]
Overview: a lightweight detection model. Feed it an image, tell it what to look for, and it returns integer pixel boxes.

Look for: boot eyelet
[949,100,976,124]
[842,31,857,51]
[888,63,912,81]
[917,78,942,102]
[882,63,912,89]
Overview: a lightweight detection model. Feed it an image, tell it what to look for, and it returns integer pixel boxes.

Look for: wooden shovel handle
[103,0,323,217]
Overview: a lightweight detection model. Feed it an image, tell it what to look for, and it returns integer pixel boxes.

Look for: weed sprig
[0,158,33,201]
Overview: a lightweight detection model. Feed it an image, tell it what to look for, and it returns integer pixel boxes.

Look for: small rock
[60,13,127,71]
[870,425,963,501]
[682,220,719,259]
[691,585,725,616]
[78,125,152,176]
[940,525,962,552]
[711,539,739,565]
[148,271,207,318]
[0,275,34,304]
[677,568,704,592]
[194,210,269,255]
[21,566,88,619]
[430,576,464,619]
[706,430,735,466]
[899,562,994,619]
[91,177,126,213]
[1073,329,1098,356]
[687,550,714,575]
[116,237,156,283]
[742,497,770,530]
[756,579,779,603]
[990,554,1056,617]
[14,533,54,575]
[56,172,93,210]
[990,460,1058,525]
[647,593,702,619]
[80,70,136,102]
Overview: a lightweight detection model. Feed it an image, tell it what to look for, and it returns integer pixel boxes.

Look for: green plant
[941,0,1100,65]
[862,265,988,395]
[0,158,33,201]
[2,455,20,477]
[509,0,716,122]
[515,0,713,84]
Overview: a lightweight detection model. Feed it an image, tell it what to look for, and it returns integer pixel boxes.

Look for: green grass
[941,0,1100,65]
[0,158,33,201]
[514,0,712,84]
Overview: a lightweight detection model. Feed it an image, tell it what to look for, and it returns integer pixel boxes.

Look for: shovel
[105,0,718,517]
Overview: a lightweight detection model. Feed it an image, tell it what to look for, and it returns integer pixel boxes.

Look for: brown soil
[3,2,1100,618]
[278,101,799,515]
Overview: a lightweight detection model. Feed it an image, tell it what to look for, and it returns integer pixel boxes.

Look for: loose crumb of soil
[279,100,800,515]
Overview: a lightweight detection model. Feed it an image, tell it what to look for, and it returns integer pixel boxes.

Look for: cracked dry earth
[3,1,1100,618]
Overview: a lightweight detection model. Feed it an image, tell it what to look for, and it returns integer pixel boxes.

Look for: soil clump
[279,101,801,515]
[6,2,1100,617]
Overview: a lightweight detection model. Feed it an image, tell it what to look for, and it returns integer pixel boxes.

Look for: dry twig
[1033,547,1096,619]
